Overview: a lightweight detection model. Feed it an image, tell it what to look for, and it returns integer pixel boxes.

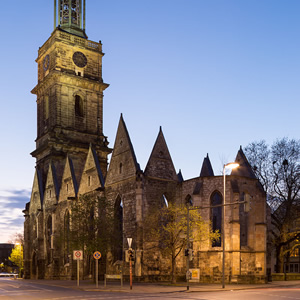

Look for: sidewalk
[18,278,300,293]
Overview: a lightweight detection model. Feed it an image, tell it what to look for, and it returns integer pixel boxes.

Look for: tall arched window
[46,215,53,264]
[44,96,49,120]
[211,191,222,247]
[240,192,248,247]
[64,210,70,264]
[113,196,123,261]
[75,95,84,117]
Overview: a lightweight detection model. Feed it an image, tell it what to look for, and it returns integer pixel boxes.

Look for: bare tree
[245,138,300,272]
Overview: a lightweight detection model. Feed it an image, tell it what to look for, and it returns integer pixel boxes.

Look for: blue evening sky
[0,0,299,242]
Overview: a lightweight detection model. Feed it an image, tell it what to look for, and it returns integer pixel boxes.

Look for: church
[23,0,267,283]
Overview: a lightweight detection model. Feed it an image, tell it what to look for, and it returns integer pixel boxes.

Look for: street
[0,278,300,300]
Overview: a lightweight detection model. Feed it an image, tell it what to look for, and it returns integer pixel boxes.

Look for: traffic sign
[93,251,101,260]
[73,250,83,260]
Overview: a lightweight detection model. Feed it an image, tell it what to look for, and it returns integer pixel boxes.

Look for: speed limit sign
[73,250,83,260]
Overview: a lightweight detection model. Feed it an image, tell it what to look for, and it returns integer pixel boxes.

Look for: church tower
[31,0,111,182]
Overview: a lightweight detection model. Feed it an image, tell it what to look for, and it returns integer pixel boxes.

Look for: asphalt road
[1,278,300,300]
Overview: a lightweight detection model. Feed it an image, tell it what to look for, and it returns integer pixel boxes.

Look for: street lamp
[222,162,239,288]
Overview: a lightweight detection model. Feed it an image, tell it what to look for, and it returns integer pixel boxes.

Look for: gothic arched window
[113,196,123,261]
[64,210,70,264]
[240,192,249,247]
[211,191,222,247]
[46,215,53,264]
[75,95,84,117]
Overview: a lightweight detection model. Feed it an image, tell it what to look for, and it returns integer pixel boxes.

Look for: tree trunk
[275,245,284,273]
[171,251,176,283]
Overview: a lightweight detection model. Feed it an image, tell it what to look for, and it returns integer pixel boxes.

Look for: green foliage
[9,244,23,275]
[144,202,219,281]
[69,194,114,257]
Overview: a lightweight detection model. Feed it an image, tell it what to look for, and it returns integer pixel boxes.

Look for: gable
[43,162,59,208]
[29,169,43,215]
[59,156,78,201]
[144,127,178,181]
[106,115,140,185]
[78,146,105,194]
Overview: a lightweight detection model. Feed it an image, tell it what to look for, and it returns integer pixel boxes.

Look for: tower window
[75,95,84,117]
[119,163,123,174]
[44,96,49,120]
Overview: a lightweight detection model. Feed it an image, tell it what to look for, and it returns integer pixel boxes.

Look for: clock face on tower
[73,51,87,68]
[43,55,50,71]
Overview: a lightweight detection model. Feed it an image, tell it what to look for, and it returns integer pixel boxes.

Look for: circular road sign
[73,250,83,260]
[93,251,101,260]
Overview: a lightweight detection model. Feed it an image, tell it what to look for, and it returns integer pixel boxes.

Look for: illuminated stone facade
[23,1,267,283]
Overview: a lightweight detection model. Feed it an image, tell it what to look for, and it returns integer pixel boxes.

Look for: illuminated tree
[9,243,23,277]
[144,202,219,283]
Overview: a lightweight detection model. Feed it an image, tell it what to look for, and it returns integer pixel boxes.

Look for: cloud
[0,188,30,243]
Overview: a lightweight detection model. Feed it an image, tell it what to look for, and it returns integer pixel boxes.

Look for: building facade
[23,0,267,283]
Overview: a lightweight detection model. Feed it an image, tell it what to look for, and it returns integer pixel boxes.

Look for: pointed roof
[44,162,60,206]
[59,156,79,201]
[231,146,257,179]
[105,114,140,185]
[177,169,184,182]
[144,127,178,181]
[29,168,44,214]
[78,145,105,193]
[200,154,214,177]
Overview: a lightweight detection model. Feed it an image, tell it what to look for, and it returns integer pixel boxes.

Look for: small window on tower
[44,96,49,120]
[75,95,84,117]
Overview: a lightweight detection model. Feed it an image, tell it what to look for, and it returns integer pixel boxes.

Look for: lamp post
[222,162,239,288]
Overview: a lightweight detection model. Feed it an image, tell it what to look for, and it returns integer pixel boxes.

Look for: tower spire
[54,0,87,39]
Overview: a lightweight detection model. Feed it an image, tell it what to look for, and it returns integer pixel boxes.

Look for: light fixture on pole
[222,162,239,289]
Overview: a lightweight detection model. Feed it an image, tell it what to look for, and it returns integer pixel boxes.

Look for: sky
[0,0,299,243]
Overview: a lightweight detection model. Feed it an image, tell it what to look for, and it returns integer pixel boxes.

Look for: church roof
[231,146,257,179]
[144,127,178,181]
[200,154,214,177]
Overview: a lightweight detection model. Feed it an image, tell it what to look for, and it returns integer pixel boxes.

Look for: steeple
[54,0,87,38]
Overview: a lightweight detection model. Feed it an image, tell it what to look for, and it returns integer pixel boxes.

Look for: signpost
[127,238,133,290]
[73,250,83,287]
[93,251,101,288]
